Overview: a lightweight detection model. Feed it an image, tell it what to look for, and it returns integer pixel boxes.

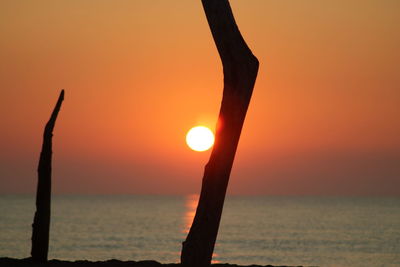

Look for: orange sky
[0,0,399,195]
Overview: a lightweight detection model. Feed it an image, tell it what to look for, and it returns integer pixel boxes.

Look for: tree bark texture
[181,1,259,266]
[31,89,64,262]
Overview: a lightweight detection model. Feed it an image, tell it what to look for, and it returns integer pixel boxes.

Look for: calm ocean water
[0,195,399,266]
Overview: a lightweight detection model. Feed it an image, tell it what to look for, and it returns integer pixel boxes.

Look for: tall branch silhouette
[181,1,259,266]
[31,89,64,262]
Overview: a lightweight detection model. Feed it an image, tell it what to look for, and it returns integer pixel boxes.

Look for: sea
[0,195,399,266]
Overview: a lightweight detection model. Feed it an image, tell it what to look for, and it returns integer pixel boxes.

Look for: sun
[186,126,215,152]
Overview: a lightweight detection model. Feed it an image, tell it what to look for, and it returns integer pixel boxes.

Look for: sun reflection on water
[183,194,220,263]
[183,194,199,234]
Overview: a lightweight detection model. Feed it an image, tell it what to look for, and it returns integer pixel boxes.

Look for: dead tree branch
[181,1,259,266]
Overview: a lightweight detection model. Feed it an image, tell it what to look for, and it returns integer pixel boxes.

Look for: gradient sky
[1,0,399,195]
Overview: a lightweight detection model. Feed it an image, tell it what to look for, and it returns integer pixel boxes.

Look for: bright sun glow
[186,126,215,152]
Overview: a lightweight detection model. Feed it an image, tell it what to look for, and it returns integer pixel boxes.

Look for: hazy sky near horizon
[1,0,399,195]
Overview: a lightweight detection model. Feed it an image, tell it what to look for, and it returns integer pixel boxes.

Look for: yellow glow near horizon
[186,126,215,152]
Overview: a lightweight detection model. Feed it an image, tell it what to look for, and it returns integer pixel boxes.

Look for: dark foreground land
[0,258,302,267]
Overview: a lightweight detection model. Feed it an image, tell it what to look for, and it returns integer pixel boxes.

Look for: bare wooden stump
[31,89,64,262]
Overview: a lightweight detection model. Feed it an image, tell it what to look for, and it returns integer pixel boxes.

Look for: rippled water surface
[1,195,399,266]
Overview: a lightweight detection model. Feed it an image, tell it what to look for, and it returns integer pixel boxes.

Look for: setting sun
[186,126,215,152]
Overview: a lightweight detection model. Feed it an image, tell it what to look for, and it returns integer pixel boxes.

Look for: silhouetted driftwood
[181,1,259,266]
[31,90,65,262]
